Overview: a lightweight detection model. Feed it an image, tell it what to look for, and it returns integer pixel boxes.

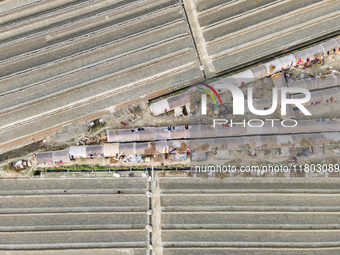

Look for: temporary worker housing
[291,87,340,105]
[190,132,340,153]
[107,127,190,142]
[36,140,190,165]
[36,149,70,165]
[36,129,340,165]
[288,74,340,92]
[109,120,340,143]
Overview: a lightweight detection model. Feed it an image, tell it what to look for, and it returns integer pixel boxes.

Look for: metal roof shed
[156,141,170,154]
[52,149,70,163]
[86,145,103,157]
[182,91,190,105]
[209,138,227,151]
[308,121,326,133]
[309,44,326,56]
[260,136,278,148]
[286,120,310,134]
[213,124,231,137]
[69,146,87,159]
[204,125,219,137]
[138,129,157,141]
[276,135,295,147]
[191,139,214,152]
[279,55,296,68]
[168,95,183,109]
[324,121,340,132]
[118,143,135,155]
[169,140,190,153]
[243,136,262,148]
[246,123,263,135]
[231,126,248,136]
[261,121,280,135]
[170,127,187,139]
[317,75,338,88]
[324,132,340,142]
[321,39,339,54]
[288,80,307,91]
[272,74,287,88]
[293,49,312,63]
[312,134,330,145]
[154,128,171,140]
[36,152,53,165]
[224,137,243,150]
[150,91,190,116]
[296,134,315,147]
[311,91,326,104]
[251,65,268,80]
[216,76,239,86]
[303,78,318,91]
[264,59,282,74]
[107,129,139,142]
[335,37,340,48]
[103,143,119,157]
[150,99,170,116]
[291,91,324,105]
[291,135,302,147]
[235,69,254,86]
[190,125,205,139]
[324,87,340,100]
[135,142,149,155]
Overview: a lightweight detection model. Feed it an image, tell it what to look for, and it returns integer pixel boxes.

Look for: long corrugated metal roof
[108,120,340,143]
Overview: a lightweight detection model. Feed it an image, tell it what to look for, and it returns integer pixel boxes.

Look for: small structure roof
[86,145,103,157]
[251,65,268,79]
[150,91,190,116]
[288,74,339,92]
[272,74,287,88]
[103,143,119,157]
[52,149,70,163]
[69,146,86,158]
[108,126,190,143]
[36,150,70,164]
[36,152,53,165]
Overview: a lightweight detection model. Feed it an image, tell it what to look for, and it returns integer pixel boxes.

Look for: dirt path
[152,180,163,255]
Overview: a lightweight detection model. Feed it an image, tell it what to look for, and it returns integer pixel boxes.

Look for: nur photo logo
[200,83,311,116]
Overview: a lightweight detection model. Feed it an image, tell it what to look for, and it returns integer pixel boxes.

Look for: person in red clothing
[120,121,126,126]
